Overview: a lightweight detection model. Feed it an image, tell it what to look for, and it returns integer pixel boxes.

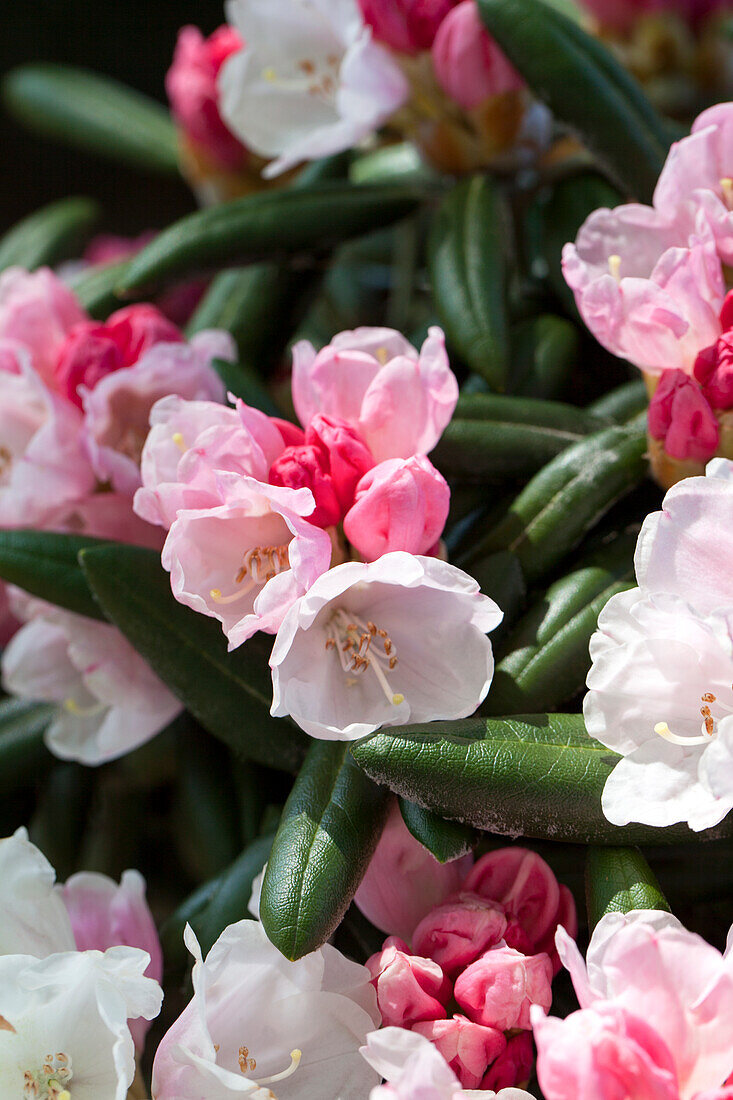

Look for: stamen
[325,611,405,707]
[63,698,105,718]
[608,254,622,282]
[721,178,733,209]
[209,545,290,606]
[257,1050,302,1085]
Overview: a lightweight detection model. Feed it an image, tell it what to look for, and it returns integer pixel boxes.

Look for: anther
[721,178,733,209]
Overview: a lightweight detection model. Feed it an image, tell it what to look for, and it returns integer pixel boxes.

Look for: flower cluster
[134,325,504,740]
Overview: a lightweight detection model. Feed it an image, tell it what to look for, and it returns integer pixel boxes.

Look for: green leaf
[351,714,733,846]
[0,530,109,620]
[350,142,439,185]
[0,698,55,796]
[192,833,276,956]
[465,549,527,645]
[120,182,427,295]
[3,64,179,173]
[465,419,647,583]
[428,176,510,390]
[78,544,307,772]
[259,741,390,959]
[588,379,648,424]
[509,314,580,399]
[210,358,281,416]
[486,532,636,714]
[398,799,476,863]
[432,393,606,481]
[476,0,670,200]
[0,197,99,273]
[586,846,670,928]
[175,723,243,881]
[71,259,132,319]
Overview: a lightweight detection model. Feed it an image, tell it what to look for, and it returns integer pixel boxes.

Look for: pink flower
[359,0,457,53]
[83,232,155,267]
[432,1,523,111]
[413,1015,506,1089]
[291,326,459,462]
[694,326,733,408]
[45,491,164,550]
[0,266,86,385]
[454,945,553,1031]
[411,893,507,976]
[166,24,248,171]
[270,552,502,740]
[344,455,450,560]
[647,368,720,462]
[269,444,343,527]
[366,936,450,1027]
[354,800,473,942]
[162,475,333,649]
[483,1033,534,1092]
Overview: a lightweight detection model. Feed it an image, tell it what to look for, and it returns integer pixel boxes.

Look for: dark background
[0,1,226,234]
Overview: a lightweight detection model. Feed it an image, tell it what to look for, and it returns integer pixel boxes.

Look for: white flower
[0,828,74,957]
[151,920,380,1099]
[219,0,409,177]
[270,552,503,740]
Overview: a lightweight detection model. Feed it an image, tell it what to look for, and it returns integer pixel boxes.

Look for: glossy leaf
[71,259,132,319]
[78,544,307,772]
[0,197,99,273]
[428,175,510,390]
[398,798,476,863]
[586,846,670,929]
[588,379,648,424]
[509,314,580,399]
[0,530,109,620]
[259,741,390,959]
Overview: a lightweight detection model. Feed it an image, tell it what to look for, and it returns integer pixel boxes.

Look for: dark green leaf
[175,723,243,881]
[463,549,526,646]
[586,846,670,928]
[3,64,179,173]
[192,833,276,956]
[259,741,390,959]
[588,379,648,424]
[0,530,109,620]
[71,259,132,319]
[428,176,510,390]
[509,314,580,399]
[399,799,476,862]
[79,544,307,771]
[477,0,670,200]
[210,357,282,416]
[0,197,99,273]
[0,698,55,796]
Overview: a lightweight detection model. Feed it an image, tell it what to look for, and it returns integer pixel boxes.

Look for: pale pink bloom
[411,893,508,976]
[270,552,502,740]
[220,0,409,178]
[412,1015,507,1090]
[0,266,86,385]
[166,24,248,170]
[162,474,332,649]
[2,602,182,765]
[361,1027,534,1100]
[82,330,231,494]
[354,799,473,942]
[454,946,553,1031]
[152,919,380,1099]
[359,0,456,53]
[647,368,719,462]
[45,490,164,550]
[432,1,523,111]
[534,909,733,1100]
[344,454,450,560]
[291,326,459,461]
[366,935,449,1027]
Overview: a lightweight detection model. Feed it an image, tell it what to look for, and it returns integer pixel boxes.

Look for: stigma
[210,544,290,606]
[325,610,405,707]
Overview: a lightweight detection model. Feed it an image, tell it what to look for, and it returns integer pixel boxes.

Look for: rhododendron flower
[151,919,380,1098]
[166,25,248,171]
[219,0,409,178]
[163,474,333,649]
[354,799,473,942]
[2,600,182,765]
[533,909,733,1099]
[411,894,508,976]
[361,1027,534,1099]
[454,946,553,1031]
[432,1,523,111]
[291,326,459,462]
[359,0,456,53]
[270,552,502,739]
[0,266,86,385]
[647,368,719,462]
[366,936,450,1026]
[0,828,74,958]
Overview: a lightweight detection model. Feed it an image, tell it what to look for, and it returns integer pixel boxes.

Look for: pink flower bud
[648,368,719,463]
[0,266,87,386]
[454,946,553,1031]
[482,1031,534,1091]
[54,322,124,408]
[166,25,248,170]
[269,444,342,528]
[411,892,507,976]
[720,289,733,332]
[344,455,450,561]
[695,332,733,410]
[359,0,457,54]
[432,1,523,111]
[463,848,566,951]
[305,414,375,515]
[105,303,184,366]
[413,1014,506,1089]
[271,417,306,449]
[535,885,578,976]
[366,938,450,1027]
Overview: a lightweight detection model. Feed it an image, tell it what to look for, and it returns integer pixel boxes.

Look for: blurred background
[0,1,225,232]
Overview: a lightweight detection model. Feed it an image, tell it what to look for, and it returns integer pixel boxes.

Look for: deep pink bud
[648,368,719,463]
[464,848,565,951]
[694,332,733,410]
[343,455,450,561]
[105,303,184,367]
[720,289,733,333]
[359,0,457,54]
[413,1014,506,1089]
[535,885,578,976]
[482,1031,534,1091]
[271,417,306,449]
[305,414,374,515]
[54,322,123,407]
[411,892,507,976]
[166,25,248,170]
[432,0,523,110]
[366,938,450,1027]
[269,444,341,528]
[454,946,553,1031]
